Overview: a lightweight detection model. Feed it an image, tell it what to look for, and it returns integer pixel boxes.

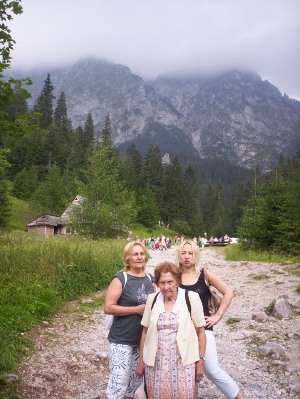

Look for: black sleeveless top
[180,269,213,331]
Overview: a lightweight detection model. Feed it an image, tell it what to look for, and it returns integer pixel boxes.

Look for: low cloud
[9,0,300,99]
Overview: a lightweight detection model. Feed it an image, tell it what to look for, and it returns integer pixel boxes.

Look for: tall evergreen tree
[228,180,252,235]
[33,73,55,129]
[54,91,71,131]
[163,156,186,224]
[200,182,228,237]
[98,113,119,163]
[101,113,113,148]
[65,126,88,181]
[211,181,229,237]
[43,123,67,170]
[121,143,143,190]
[83,113,95,150]
[142,144,164,216]
[238,152,300,255]
[184,163,203,234]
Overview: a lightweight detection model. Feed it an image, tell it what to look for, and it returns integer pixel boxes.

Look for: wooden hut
[27,215,66,236]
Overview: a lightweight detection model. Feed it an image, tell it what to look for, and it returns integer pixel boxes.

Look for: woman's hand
[204,313,223,328]
[195,360,204,382]
[135,303,146,315]
[136,361,145,378]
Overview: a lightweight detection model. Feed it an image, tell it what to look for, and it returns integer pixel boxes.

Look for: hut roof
[61,195,84,223]
[27,215,63,227]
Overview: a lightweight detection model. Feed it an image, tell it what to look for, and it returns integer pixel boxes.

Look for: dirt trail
[16,247,300,399]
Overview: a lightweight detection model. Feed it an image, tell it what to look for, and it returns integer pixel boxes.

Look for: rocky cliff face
[154,71,300,169]
[19,58,300,171]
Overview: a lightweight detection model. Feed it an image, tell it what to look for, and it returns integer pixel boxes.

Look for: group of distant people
[104,239,243,399]
[134,235,172,250]
[192,234,237,247]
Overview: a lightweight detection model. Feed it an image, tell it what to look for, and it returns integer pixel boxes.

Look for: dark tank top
[180,269,213,331]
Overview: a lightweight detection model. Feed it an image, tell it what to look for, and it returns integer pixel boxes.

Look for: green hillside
[2,196,29,233]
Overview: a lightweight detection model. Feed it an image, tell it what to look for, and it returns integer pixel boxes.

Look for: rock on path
[16,247,300,399]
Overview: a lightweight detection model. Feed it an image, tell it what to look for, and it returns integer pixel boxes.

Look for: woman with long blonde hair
[176,239,244,399]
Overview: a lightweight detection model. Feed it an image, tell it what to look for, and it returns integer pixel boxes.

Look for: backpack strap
[185,289,191,316]
[151,290,191,316]
[122,271,128,289]
[118,271,151,290]
[151,292,160,310]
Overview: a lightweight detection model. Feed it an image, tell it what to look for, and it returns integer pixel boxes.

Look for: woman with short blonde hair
[123,241,150,271]
[105,241,154,399]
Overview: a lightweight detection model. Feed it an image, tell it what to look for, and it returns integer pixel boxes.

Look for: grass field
[0,233,126,397]
[225,243,300,263]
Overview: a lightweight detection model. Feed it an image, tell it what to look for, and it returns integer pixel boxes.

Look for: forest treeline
[0,72,248,235]
[0,3,299,255]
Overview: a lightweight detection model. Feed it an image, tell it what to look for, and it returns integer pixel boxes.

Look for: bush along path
[15,247,300,399]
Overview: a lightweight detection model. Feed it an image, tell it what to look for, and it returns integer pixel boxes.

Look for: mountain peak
[12,58,300,171]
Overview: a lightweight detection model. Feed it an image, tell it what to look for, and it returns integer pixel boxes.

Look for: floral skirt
[145,312,197,399]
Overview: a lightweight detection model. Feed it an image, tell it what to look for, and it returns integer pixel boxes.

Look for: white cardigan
[141,287,205,367]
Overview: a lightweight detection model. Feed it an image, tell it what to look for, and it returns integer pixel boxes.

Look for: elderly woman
[104,241,154,399]
[176,239,244,399]
[137,261,206,399]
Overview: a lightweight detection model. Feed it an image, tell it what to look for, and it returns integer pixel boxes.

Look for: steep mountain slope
[154,71,300,169]
[11,58,300,171]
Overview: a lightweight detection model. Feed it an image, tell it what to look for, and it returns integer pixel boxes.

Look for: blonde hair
[122,241,149,271]
[175,239,201,270]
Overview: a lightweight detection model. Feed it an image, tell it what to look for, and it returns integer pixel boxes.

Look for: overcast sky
[9,0,300,100]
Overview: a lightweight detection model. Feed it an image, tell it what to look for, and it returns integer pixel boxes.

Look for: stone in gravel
[271,297,293,319]
[252,311,269,322]
[257,342,285,356]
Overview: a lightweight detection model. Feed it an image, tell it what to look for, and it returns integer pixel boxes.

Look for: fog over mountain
[9,0,300,100]
[11,58,300,172]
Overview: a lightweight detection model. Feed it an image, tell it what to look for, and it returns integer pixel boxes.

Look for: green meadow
[225,243,300,264]
[0,233,125,395]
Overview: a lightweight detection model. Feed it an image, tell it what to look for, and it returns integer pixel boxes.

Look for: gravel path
[16,247,300,398]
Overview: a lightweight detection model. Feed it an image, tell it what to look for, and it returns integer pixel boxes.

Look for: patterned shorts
[106,343,143,399]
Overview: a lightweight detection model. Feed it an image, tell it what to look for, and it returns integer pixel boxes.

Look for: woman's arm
[136,326,148,377]
[104,277,145,316]
[195,326,206,382]
[205,268,234,327]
